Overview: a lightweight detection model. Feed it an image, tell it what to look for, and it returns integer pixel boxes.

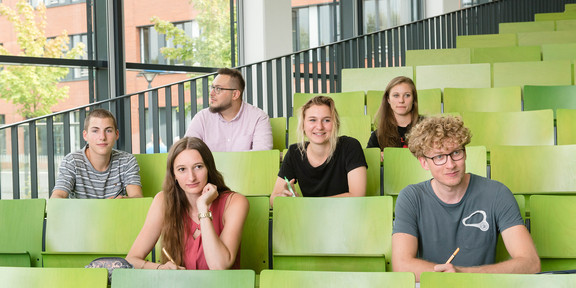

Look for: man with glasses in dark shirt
[185,68,272,152]
[391,115,540,282]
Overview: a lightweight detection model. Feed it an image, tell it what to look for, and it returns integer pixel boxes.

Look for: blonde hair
[375,76,420,149]
[406,115,471,158]
[296,96,340,162]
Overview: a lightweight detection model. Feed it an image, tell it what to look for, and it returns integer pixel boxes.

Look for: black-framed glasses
[424,149,466,166]
[210,85,237,95]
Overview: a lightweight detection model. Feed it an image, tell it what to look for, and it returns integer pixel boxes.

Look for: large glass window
[363,0,419,33]
[140,21,199,66]
[461,0,492,8]
[292,2,339,51]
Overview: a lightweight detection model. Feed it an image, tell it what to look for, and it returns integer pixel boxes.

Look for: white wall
[425,0,461,18]
[239,0,293,65]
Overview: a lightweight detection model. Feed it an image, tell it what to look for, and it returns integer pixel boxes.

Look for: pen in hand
[162,247,176,264]
[445,247,460,264]
[284,176,295,197]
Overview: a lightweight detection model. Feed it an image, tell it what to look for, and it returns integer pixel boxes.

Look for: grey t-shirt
[393,173,523,267]
[53,145,141,199]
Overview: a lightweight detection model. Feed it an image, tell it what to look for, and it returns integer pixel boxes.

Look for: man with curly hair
[391,115,540,282]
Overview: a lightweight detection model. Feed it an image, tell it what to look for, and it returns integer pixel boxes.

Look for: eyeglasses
[424,149,466,166]
[210,85,237,95]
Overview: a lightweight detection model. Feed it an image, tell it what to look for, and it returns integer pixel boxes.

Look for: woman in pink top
[126,137,249,270]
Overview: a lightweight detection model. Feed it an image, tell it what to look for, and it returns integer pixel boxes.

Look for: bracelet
[198,211,212,221]
[156,263,162,269]
[139,260,147,269]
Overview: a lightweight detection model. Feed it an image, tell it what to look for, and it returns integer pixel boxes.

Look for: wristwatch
[198,211,212,221]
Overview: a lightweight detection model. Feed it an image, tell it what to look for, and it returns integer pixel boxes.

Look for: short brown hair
[217,68,245,96]
[84,108,118,131]
[406,115,471,158]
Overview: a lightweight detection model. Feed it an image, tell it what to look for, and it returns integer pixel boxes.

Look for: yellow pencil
[162,247,176,264]
[445,247,460,264]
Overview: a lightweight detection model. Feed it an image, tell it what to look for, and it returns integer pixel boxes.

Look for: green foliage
[0,0,85,118]
[150,0,232,67]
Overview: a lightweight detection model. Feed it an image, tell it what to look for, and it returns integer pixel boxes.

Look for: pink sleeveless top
[182,191,241,270]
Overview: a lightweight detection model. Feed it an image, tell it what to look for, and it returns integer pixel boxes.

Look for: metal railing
[0,0,572,199]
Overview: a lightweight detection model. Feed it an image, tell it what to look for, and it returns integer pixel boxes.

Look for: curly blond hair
[406,115,471,158]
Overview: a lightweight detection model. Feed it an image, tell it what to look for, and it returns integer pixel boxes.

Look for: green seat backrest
[111,269,255,288]
[523,85,576,118]
[456,33,517,48]
[535,12,576,21]
[499,21,555,34]
[44,198,153,267]
[382,146,486,196]
[531,195,576,271]
[134,153,168,198]
[462,110,554,152]
[415,63,491,90]
[366,88,441,121]
[259,270,415,288]
[443,87,522,113]
[213,150,280,196]
[0,199,46,267]
[471,46,541,64]
[556,19,576,31]
[273,196,393,272]
[493,60,573,88]
[364,148,381,197]
[517,30,576,46]
[288,115,372,147]
[405,48,471,66]
[241,196,269,273]
[542,43,576,62]
[0,267,108,288]
[557,109,576,145]
[420,272,576,287]
[491,145,576,195]
[270,117,287,151]
[341,67,414,92]
[293,92,366,117]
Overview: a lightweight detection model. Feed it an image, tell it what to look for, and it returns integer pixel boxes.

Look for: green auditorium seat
[556,19,576,31]
[542,43,576,62]
[366,88,441,122]
[43,198,153,267]
[491,145,576,217]
[293,91,366,117]
[0,199,45,267]
[462,110,554,152]
[259,270,415,288]
[270,117,287,151]
[471,46,541,64]
[382,146,487,196]
[498,21,555,34]
[134,153,168,198]
[531,195,576,272]
[443,87,521,113]
[273,196,393,272]
[111,269,255,288]
[456,33,517,48]
[0,267,108,288]
[364,147,381,197]
[535,12,576,21]
[405,48,471,66]
[340,67,414,92]
[213,150,280,196]
[415,63,491,90]
[557,109,576,145]
[523,85,576,118]
[241,196,270,273]
[288,115,372,147]
[566,3,576,12]
[517,30,576,46]
[492,60,573,88]
[420,272,576,288]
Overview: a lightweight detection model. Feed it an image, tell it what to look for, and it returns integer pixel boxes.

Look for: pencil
[445,247,460,264]
[162,247,176,264]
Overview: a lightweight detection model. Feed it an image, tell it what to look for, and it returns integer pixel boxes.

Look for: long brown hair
[296,95,341,162]
[160,137,230,265]
[375,76,420,149]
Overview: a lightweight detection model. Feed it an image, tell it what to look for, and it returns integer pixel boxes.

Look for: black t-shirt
[367,126,410,149]
[279,136,368,197]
